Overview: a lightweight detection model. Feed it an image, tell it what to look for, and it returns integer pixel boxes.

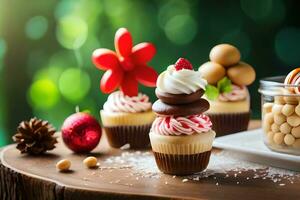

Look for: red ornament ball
[61,112,102,153]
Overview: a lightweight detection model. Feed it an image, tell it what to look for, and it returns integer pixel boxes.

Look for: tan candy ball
[209,44,240,66]
[279,122,292,134]
[273,132,285,145]
[198,62,226,84]
[227,62,256,86]
[292,139,300,149]
[271,123,280,133]
[283,89,299,105]
[263,103,273,114]
[284,134,295,146]
[295,104,300,116]
[272,104,283,114]
[287,114,300,127]
[267,131,275,143]
[264,112,274,124]
[291,126,300,138]
[282,104,295,116]
[56,159,71,172]
[263,120,271,132]
[273,113,286,125]
[83,156,98,168]
[274,96,285,105]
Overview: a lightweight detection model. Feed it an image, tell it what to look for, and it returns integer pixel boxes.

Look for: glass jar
[259,76,300,155]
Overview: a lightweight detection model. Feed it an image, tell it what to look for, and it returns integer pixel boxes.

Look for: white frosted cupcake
[101,91,155,149]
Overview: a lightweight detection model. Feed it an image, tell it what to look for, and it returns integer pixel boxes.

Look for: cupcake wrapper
[104,124,152,149]
[207,112,250,137]
[153,151,211,175]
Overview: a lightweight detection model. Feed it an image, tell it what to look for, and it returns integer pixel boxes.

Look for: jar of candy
[259,69,300,155]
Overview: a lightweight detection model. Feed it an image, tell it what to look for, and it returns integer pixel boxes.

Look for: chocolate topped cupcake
[150,58,216,175]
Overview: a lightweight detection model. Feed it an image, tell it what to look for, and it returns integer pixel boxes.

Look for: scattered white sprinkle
[279,183,285,186]
[101,150,299,186]
[237,182,240,184]
[165,181,168,184]
[216,182,219,186]
[120,144,130,150]
[182,179,189,183]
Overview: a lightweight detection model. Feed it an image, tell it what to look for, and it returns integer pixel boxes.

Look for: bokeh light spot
[164,14,197,45]
[0,38,6,71]
[56,15,88,49]
[275,27,300,66]
[158,1,190,29]
[220,30,251,59]
[25,16,48,40]
[240,0,272,21]
[58,68,91,103]
[29,79,60,110]
[34,66,64,83]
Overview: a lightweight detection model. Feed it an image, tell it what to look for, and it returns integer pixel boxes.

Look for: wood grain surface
[1,120,300,200]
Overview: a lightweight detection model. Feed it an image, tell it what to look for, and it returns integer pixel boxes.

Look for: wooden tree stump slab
[1,121,300,200]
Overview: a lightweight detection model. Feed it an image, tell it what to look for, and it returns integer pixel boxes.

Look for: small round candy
[198,61,226,84]
[267,131,275,143]
[273,113,286,125]
[287,114,300,127]
[263,120,271,132]
[295,104,300,116]
[209,44,240,66]
[272,104,283,114]
[284,134,295,146]
[263,103,273,114]
[282,89,299,105]
[264,112,274,124]
[274,96,285,105]
[273,132,285,145]
[83,156,98,168]
[282,104,295,116]
[227,62,256,86]
[56,159,71,172]
[291,126,300,138]
[279,122,292,134]
[271,123,280,133]
[292,139,300,148]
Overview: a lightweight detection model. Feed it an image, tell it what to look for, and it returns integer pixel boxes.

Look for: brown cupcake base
[207,112,250,137]
[153,151,211,175]
[104,124,152,149]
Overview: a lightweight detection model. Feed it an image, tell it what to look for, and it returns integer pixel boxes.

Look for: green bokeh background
[0,0,299,146]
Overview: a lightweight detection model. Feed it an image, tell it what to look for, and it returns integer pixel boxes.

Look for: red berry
[174,58,193,71]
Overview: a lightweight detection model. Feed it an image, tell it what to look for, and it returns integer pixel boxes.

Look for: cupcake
[199,44,256,136]
[92,27,158,149]
[150,58,216,175]
[100,91,155,148]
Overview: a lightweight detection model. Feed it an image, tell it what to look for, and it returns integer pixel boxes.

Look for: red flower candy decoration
[92,28,158,96]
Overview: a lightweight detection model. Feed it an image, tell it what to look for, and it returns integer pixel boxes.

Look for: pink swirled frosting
[218,85,248,102]
[103,91,152,113]
[151,114,212,136]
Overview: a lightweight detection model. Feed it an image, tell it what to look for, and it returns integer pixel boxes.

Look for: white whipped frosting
[103,91,152,113]
[156,65,207,94]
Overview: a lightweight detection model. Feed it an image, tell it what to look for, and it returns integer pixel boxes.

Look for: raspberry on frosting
[174,58,193,71]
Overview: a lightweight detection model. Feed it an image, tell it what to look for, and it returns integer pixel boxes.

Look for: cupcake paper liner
[153,151,211,175]
[207,112,250,137]
[104,124,152,149]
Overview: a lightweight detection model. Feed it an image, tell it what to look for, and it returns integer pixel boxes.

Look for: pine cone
[13,118,58,155]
